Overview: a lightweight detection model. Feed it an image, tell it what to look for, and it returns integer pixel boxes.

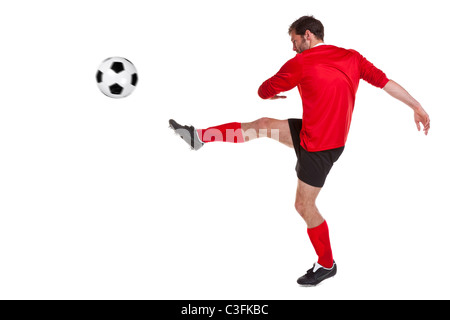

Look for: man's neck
[311,41,325,48]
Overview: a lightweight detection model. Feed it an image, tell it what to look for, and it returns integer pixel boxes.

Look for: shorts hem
[298,174,325,188]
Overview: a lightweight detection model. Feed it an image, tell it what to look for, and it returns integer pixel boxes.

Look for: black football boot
[297,261,337,286]
[169,119,204,151]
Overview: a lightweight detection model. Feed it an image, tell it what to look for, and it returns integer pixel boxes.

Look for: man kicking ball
[169,16,430,286]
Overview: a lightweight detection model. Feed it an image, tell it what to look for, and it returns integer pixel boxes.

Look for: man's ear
[304,30,312,40]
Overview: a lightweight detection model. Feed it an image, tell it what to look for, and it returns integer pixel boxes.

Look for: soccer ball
[96,57,138,98]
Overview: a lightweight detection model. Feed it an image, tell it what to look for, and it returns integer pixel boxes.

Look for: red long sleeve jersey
[258,45,389,152]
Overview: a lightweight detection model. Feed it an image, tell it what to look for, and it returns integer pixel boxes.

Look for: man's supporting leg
[294,179,334,269]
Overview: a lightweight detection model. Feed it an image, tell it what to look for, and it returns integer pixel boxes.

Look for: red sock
[307,220,334,269]
[197,122,244,143]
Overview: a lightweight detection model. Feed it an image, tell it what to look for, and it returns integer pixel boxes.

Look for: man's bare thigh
[241,118,294,148]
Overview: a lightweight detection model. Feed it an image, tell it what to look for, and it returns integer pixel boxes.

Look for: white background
[0,0,448,300]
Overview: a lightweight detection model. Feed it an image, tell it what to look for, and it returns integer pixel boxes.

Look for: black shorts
[288,119,345,188]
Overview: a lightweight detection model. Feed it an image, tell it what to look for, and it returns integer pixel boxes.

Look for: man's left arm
[258,56,302,100]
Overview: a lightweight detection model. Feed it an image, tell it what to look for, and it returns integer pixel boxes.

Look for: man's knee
[257,117,280,139]
[295,198,315,219]
[294,198,306,218]
[242,118,271,140]
[256,117,272,130]
[242,117,284,142]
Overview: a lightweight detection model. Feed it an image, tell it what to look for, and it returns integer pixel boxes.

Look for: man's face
[290,32,309,54]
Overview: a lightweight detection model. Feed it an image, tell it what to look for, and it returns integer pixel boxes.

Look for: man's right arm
[383,79,430,135]
[356,51,430,135]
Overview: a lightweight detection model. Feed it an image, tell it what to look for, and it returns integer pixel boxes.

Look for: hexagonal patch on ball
[111,61,125,73]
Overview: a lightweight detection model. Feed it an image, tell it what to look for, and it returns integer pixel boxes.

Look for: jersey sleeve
[258,56,303,99]
[357,51,389,89]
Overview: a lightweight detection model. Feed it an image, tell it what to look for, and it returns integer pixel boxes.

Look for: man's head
[288,16,324,54]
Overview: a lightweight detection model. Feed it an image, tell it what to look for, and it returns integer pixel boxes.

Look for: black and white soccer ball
[96,57,138,98]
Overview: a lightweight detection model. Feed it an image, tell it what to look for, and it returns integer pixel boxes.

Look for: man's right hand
[383,80,430,135]
[414,106,430,135]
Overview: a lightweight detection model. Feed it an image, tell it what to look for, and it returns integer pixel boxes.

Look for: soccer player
[169,16,430,286]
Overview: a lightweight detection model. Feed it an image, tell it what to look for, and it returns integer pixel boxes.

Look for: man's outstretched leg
[169,119,205,150]
[241,118,293,148]
[294,179,337,286]
[169,118,293,149]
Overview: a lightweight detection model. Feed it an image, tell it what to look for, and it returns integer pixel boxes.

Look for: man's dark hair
[288,16,324,41]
